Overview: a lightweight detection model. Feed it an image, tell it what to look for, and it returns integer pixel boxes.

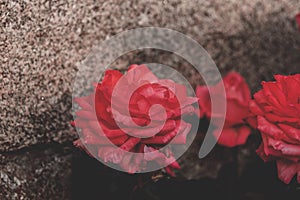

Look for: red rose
[249,74,300,184]
[196,72,252,147]
[296,13,300,31]
[72,64,197,176]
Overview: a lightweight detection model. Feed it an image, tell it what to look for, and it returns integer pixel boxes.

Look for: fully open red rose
[72,64,197,175]
[196,72,252,147]
[249,74,300,184]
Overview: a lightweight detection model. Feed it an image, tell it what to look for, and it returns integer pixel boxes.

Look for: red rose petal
[142,120,190,144]
[282,75,300,104]
[110,135,129,146]
[223,72,251,106]
[214,126,251,147]
[120,137,141,151]
[88,120,125,138]
[223,99,249,126]
[295,13,300,30]
[257,116,284,140]
[278,124,300,142]
[256,143,274,162]
[165,166,175,177]
[249,100,264,115]
[102,70,123,87]
[277,159,300,184]
[158,120,177,135]
[264,113,299,124]
[262,82,285,107]
[196,85,211,118]
[267,137,300,157]
[246,116,258,129]
[169,161,181,169]
[236,126,252,145]
[253,90,268,104]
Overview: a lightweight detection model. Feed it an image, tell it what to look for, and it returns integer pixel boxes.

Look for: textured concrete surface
[0,144,73,199]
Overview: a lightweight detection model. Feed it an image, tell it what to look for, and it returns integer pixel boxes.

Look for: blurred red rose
[72,64,197,176]
[296,13,300,31]
[249,74,300,184]
[196,72,252,147]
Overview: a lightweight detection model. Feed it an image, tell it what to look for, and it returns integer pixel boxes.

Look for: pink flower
[249,74,300,184]
[196,72,252,147]
[72,64,197,175]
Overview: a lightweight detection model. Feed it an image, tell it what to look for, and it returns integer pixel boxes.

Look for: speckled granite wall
[1,0,300,199]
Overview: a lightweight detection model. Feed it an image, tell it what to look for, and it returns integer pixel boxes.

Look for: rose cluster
[72,65,300,184]
[197,73,300,184]
[71,14,300,184]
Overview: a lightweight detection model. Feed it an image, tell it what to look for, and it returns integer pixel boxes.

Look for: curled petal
[278,124,300,142]
[277,159,300,184]
[267,137,300,157]
[257,116,284,140]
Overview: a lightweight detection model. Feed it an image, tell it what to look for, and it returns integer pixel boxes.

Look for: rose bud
[196,72,252,147]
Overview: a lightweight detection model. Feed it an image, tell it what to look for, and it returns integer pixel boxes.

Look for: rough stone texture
[1,0,300,151]
[0,144,73,199]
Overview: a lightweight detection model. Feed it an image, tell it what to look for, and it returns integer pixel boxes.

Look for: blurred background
[1,0,300,199]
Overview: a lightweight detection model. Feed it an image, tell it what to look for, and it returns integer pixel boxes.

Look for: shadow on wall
[29,92,75,144]
[204,10,300,93]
